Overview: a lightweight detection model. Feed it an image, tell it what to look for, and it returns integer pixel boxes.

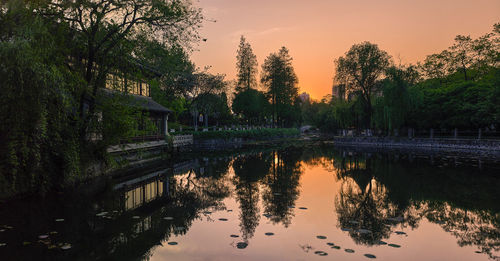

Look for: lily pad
[96,212,108,217]
[357,229,372,234]
[377,240,387,245]
[331,246,341,250]
[341,228,352,232]
[61,244,72,250]
[167,242,178,245]
[273,192,282,196]
[349,220,359,225]
[230,235,239,238]
[288,206,295,209]
[263,213,272,218]
[364,254,376,259]
[345,249,355,253]
[395,231,407,235]
[132,216,140,219]
[0,243,6,247]
[55,219,65,222]
[174,226,185,231]
[38,235,49,239]
[316,235,327,239]
[0,229,4,232]
[475,251,482,254]
[387,217,403,222]
[265,232,274,236]
[326,242,335,246]
[298,207,308,210]
[219,218,228,221]
[388,243,401,248]
[163,217,174,220]
[49,231,58,235]
[227,209,233,212]
[236,242,248,249]
[203,211,212,215]
[314,251,328,256]
[23,241,31,246]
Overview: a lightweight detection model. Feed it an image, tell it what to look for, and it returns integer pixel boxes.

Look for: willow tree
[335,42,391,128]
[39,0,203,146]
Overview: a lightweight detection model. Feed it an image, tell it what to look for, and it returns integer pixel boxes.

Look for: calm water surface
[0,146,499,260]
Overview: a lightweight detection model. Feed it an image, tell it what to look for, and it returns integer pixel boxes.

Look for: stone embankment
[332,137,500,156]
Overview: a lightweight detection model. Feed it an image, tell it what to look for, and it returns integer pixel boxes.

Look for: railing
[173,135,193,148]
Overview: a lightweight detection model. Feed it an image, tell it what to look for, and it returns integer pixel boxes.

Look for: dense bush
[178,128,299,140]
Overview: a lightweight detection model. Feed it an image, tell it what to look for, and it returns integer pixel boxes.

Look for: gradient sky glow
[191,0,500,100]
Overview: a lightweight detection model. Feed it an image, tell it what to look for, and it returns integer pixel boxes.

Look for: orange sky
[191,0,500,100]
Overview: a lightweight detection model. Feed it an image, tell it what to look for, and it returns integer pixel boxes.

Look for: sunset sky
[191,0,500,100]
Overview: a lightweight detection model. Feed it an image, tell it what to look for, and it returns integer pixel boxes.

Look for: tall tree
[335,42,391,128]
[236,36,258,92]
[261,47,299,127]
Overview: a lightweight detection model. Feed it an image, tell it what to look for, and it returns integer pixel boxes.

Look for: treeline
[303,24,500,135]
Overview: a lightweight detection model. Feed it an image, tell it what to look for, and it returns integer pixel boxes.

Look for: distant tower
[332,84,346,101]
[299,92,310,103]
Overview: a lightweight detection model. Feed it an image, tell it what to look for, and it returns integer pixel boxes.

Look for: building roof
[101,89,172,114]
[130,94,172,114]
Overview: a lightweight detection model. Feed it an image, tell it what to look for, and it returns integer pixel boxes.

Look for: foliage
[236,36,258,92]
[232,88,270,124]
[335,41,392,128]
[261,47,299,127]
[181,128,299,140]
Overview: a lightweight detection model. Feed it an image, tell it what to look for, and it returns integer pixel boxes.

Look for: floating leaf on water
[377,241,387,245]
[38,235,49,239]
[48,244,57,249]
[219,218,228,221]
[0,229,5,232]
[23,241,31,246]
[349,220,359,225]
[395,231,407,235]
[174,226,185,231]
[298,207,308,210]
[132,216,140,219]
[331,246,341,250]
[163,217,174,221]
[265,232,274,236]
[341,228,352,232]
[475,251,482,254]
[203,211,212,215]
[288,206,295,209]
[357,229,372,234]
[61,244,72,250]
[96,212,108,217]
[387,217,403,222]
[230,235,239,238]
[345,249,355,253]
[388,243,401,248]
[49,231,58,235]
[364,254,376,259]
[263,213,272,218]
[314,251,328,256]
[0,243,6,247]
[316,235,327,239]
[273,193,282,196]
[326,242,335,246]
[55,219,64,222]
[236,242,248,249]
[4,225,13,229]
[167,242,178,245]
[227,209,233,212]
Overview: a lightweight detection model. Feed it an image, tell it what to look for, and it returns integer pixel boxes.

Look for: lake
[0,145,499,260]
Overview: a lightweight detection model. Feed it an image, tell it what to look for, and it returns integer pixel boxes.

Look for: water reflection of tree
[232,153,271,241]
[332,148,500,259]
[261,149,303,227]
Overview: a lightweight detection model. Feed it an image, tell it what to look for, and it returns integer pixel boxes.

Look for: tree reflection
[261,149,303,227]
[232,153,271,241]
[332,148,500,259]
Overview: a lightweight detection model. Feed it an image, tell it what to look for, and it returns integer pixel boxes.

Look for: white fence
[173,135,194,148]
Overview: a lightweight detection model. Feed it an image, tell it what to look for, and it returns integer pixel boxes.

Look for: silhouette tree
[236,36,258,92]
